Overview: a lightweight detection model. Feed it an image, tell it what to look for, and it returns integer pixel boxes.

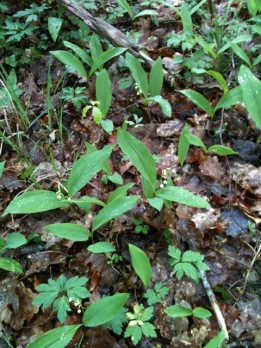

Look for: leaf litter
[0,1,261,347]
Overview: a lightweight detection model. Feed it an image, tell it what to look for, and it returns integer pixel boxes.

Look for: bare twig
[200,270,229,341]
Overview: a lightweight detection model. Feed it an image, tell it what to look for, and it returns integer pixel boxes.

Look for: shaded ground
[0,1,261,347]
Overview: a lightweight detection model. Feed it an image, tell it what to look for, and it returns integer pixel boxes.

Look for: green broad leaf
[48,17,63,42]
[231,43,251,67]
[63,41,92,66]
[0,257,23,273]
[117,0,134,19]
[44,223,91,241]
[253,53,261,67]
[53,296,71,323]
[207,145,237,155]
[206,70,228,94]
[147,197,164,211]
[89,33,103,61]
[92,106,103,124]
[5,232,27,249]
[0,161,5,178]
[92,195,140,231]
[180,3,193,34]
[67,145,114,197]
[247,0,259,16]
[196,36,217,59]
[251,24,261,36]
[215,86,243,110]
[149,57,163,97]
[238,65,261,129]
[156,186,210,209]
[67,196,105,207]
[118,128,157,198]
[50,50,88,78]
[185,132,207,152]
[87,242,116,253]
[83,293,129,326]
[106,173,123,185]
[125,52,149,98]
[133,9,158,19]
[179,90,214,117]
[150,96,172,117]
[192,307,212,318]
[96,69,112,117]
[90,47,127,75]
[165,305,192,318]
[107,183,135,203]
[217,35,252,54]
[178,124,190,166]
[204,330,226,348]
[124,324,142,345]
[101,119,114,134]
[26,324,81,348]
[129,243,152,288]
[2,190,68,216]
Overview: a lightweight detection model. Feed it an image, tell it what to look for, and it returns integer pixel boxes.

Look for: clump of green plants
[168,246,210,283]
[32,275,90,323]
[133,218,150,234]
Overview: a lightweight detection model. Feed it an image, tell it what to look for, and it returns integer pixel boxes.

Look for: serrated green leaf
[0,257,23,273]
[32,291,58,308]
[90,47,127,75]
[64,276,88,290]
[50,50,88,78]
[238,65,261,129]
[182,262,200,282]
[140,306,154,321]
[207,145,237,155]
[68,145,114,197]
[192,307,212,318]
[142,322,157,338]
[53,296,71,323]
[179,90,214,116]
[118,128,156,198]
[83,293,129,326]
[168,246,182,264]
[125,52,149,97]
[2,190,68,216]
[96,69,112,117]
[182,250,202,263]
[165,305,192,318]
[44,223,90,241]
[92,195,140,231]
[129,244,151,288]
[26,324,81,348]
[156,186,210,208]
[87,242,116,253]
[149,57,163,97]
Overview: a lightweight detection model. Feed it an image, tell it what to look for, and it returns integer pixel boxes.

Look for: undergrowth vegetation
[0,0,260,347]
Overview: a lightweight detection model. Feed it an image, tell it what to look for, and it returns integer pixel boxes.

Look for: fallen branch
[55,0,177,86]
